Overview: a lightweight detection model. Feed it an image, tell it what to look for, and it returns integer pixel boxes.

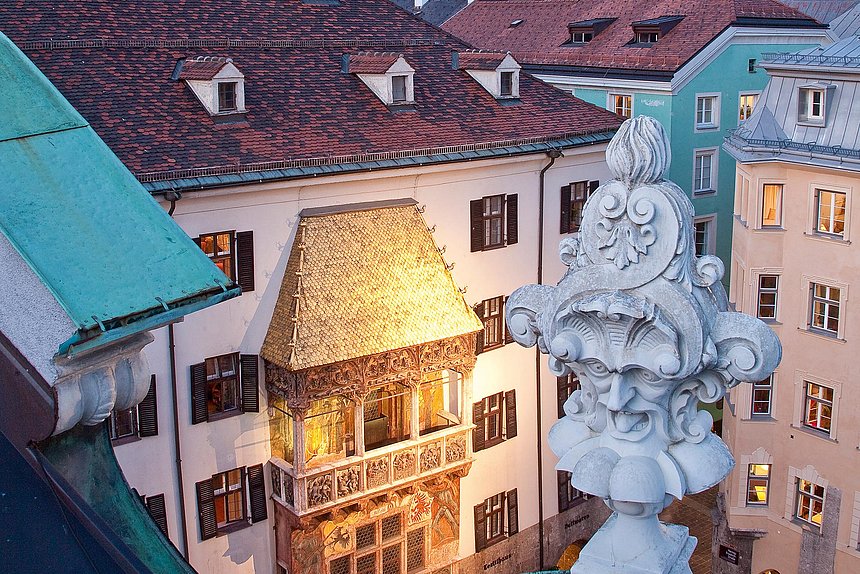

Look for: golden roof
[262,199,482,371]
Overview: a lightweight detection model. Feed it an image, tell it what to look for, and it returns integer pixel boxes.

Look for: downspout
[165,191,190,558]
[536,149,562,569]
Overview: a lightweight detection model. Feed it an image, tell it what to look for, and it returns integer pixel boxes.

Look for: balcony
[270,425,472,516]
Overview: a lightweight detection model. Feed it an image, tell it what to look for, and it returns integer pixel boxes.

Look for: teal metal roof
[0,33,239,356]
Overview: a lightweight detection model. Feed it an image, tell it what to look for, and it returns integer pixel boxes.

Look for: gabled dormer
[565,18,616,45]
[630,15,684,46]
[346,52,415,106]
[176,56,246,116]
[454,50,521,100]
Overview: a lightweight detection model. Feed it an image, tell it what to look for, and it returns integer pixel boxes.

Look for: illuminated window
[195,230,255,292]
[761,184,782,227]
[809,283,840,335]
[739,93,758,121]
[213,468,245,528]
[610,94,632,118]
[815,189,846,236]
[364,382,411,451]
[196,465,266,540]
[198,231,235,280]
[795,479,825,527]
[418,369,462,435]
[304,396,356,466]
[205,353,240,415]
[746,464,770,505]
[757,275,778,320]
[803,381,833,434]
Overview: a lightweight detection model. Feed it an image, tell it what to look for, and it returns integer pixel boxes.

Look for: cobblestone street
[660,487,718,574]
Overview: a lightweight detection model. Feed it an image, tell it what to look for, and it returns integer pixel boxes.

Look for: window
[610,94,632,118]
[470,194,517,251]
[196,464,267,539]
[328,514,424,574]
[109,374,158,442]
[418,369,462,435]
[739,93,758,122]
[557,374,581,419]
[571,31,593,43]
[364,382,411,451]
[809,283,840,335]
[757,275,778,320]
[746,464,771,506]
[795,479,825,527]
[195,230,255,292]
[636,31,659,44]
[217,81,237,112]
[473,390,517,451]
[761,184,782,227]
[803,381,833,434]
[695,95,718,129]
[748,58,756,73]
[304,396,356,466]
[751,375,774,416]
[392,75,407,103]
[144,493,169,536]
[190,354,259,424]
[558,471,587,511]
[560,180,599,233]
[799,88,825,123]
[500,71,514,97]
[477,296,504,351]
[694,217,714,256]
[474,489,518,551]
[693,150,716,193]
[814,189,846,237]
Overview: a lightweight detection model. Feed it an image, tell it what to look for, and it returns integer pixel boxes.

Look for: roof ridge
[18,38,441,51]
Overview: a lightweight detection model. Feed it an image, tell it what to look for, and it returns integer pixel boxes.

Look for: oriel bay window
[305,396,356,467]
[196,464,267,539]
[418,369,462,435]
[191,353,259,424]
[364,382,411,451]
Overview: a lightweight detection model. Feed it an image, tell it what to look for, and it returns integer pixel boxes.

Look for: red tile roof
[348,52,402,73]
[178,57,231,80]
[457,50,509,70]
[442,0,822,73]
[0,0,621,183]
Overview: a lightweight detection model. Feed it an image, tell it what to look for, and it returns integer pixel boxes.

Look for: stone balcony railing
[270,425,473,517]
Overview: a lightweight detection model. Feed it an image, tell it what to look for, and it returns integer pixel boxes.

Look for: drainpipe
[165,192,190,558]
[536,149,562,570]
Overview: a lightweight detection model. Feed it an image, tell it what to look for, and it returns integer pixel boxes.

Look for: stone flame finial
[506,117,781,574]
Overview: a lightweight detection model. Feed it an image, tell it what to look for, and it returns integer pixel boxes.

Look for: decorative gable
[347,52,416,106]
[177,56,246,116]
[455,51,521,100]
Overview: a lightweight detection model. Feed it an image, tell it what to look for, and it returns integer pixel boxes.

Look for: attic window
[630,15,684,46]
[566,18,615,45]
[218,82,237,112]
[571,31,593,43]
[500,72,514,97]
[348,53,415,107]
[636,31,659,44]
[392,75,408,103]
[178,56,246,117]
[456,51,521,101]
[798,83,833,126]
[510,19,524,27]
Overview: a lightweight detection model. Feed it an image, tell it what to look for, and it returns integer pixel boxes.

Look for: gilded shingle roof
[262,200,482,371]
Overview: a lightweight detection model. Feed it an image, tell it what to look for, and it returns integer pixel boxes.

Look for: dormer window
[630,15,683,46]
[348,53,415,107]
[177,56,246,117]
[798,82,833,126]
[456,51,521,101]
[565,18,615,45]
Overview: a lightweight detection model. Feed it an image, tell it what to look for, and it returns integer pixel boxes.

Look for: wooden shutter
[470,199,484,252]
[503,297,514,345]
[146,493,169,537]
[240,354,260,413]
[138,374,159,437]
[190,362,208,425]
[247,463,268,523]
[236,230,255,293]
[505,194,518,245]
[506,489,519,535]
[195,479,218,540]
[504,389,517,439]
[473,502,487,552]
[557,376,568,419]
[588,180,600,197]
[560,184,572,234]
[472,400,486,452]
[473,302,485,355]
[192,236,202,248]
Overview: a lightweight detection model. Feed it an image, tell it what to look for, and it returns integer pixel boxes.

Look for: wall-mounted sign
[719,544,740,565]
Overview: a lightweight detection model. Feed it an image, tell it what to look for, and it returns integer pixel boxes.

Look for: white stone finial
[506,116,781,573]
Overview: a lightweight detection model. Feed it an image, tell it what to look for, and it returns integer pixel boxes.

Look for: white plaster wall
[114,146,612,573]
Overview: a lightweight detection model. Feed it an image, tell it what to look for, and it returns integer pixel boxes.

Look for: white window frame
[799,87,826,124]
[808,281,841,337]
[692,148,718,194]
[756,273,779,321]
[695,93,720,130]
[607,93,633,119]
[792,371,842,440]
[693,214,717,256]
[738,91,759,123]
[785,465,827,528]
[750,373,774,417]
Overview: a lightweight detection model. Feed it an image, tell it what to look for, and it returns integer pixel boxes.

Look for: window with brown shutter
[247,463,268,523]
[473,500,487,552]
[240,354,260,413]
[469,194,517,251]
[197,464,266,539]
[506,489,519,535]
[196,229,255,293]
[195,478,218,540]
[560,180,599,233]
[145,493,169,537]
[504,389,517,439]
[472,399,486,452]
[557,470,587,512]
[475,489,518,550]
[190,362,209,425]
[557,374,581,419]
[479,296,504,351]
[191,353,260,424]
[109,373,158,442]
[473,390,516,451]
[138,374,159,437]
[235,230,255,292]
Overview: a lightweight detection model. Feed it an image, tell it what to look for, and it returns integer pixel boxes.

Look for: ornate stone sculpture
[506,116,781,573]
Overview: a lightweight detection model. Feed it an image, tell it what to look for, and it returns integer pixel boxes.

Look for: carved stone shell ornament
[506,116,781,574]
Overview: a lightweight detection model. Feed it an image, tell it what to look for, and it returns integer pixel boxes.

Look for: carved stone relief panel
[336,465,361,498]
[445,435,466,464]
[307,474,332,508]
[421,442,442,472]
[393,450,416,482]
[366,457,389,490]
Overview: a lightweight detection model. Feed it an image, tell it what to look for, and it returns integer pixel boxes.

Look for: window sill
[695,124,720,132]
[797,119,825,128]
[215,520,253,537]
[757,318,781,326]
[790,517,823,534]
[479,243,508,252]
[692,189,716,197]
[744,415,777,423]
[790,423,837,443]
[754,226,785,233]
[207,408,244,423]
[804,232,850,245]
[111,434,142,447]
[798,327,845,343]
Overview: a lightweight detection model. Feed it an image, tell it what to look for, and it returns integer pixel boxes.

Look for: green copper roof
[0,33,239,355]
